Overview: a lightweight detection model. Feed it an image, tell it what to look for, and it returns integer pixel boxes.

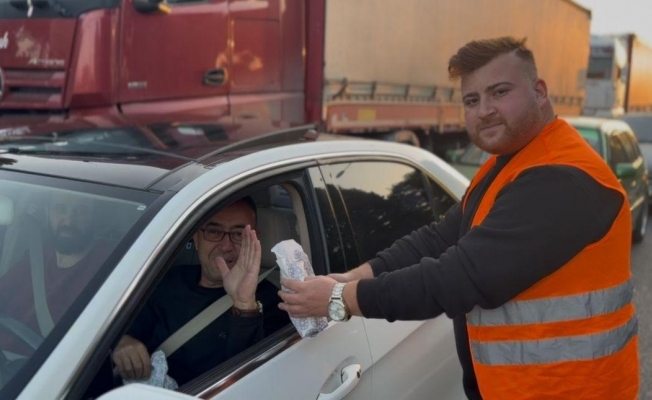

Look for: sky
[574,0,652,44]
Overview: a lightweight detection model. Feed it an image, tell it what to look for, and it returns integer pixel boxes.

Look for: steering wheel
[0,315,44,351]
[0,315,43,387]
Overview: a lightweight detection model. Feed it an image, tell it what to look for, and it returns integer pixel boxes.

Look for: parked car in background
[620,113,652,202]
[445,116,650,243]
[445,143,491,180]
[0,122,466,400]
[566,117,650,242]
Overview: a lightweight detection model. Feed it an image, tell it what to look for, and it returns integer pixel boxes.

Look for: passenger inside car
[111,195,290,386]
[0,192,116,356]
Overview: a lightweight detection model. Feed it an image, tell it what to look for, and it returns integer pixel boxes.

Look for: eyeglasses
[199,228,245,244]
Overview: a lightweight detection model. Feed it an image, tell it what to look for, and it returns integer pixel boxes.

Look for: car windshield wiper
[0,142,194,161]
[8,0,70,17]
[0,135,59,143]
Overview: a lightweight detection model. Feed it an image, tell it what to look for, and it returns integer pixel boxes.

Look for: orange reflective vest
[463,118,639,399]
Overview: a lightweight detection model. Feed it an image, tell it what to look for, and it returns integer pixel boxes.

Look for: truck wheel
[633,200,648,244]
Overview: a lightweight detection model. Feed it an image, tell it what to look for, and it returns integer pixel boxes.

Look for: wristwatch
[328,283,351,322]
[232,301,263,317]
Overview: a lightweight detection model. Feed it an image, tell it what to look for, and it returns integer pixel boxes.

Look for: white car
[0,123,467,400]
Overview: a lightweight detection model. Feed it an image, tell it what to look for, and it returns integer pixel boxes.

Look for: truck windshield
[0,0,120,19]
[587,57,613,80]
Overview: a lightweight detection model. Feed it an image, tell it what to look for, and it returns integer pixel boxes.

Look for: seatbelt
[29,225,54,336]
[157,266,277,357]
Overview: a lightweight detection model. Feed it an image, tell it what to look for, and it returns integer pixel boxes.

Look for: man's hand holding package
[112,335,152,380]
[279,275,362,318]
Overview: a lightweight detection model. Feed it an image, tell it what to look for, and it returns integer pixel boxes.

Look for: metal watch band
[332,283,345,300]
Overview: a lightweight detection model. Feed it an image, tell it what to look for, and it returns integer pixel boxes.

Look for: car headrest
[257,207,299,269]
[0,195,14,226]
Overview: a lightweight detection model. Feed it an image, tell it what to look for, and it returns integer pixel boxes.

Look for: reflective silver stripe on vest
[468,280,633,327]
[471,316,638,365]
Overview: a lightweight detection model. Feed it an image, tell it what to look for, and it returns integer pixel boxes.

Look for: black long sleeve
[357,164,624,322]
[124,266,288,386]
[367,201,463,276]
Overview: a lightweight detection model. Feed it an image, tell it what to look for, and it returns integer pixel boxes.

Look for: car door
[118,0,230,105]
[79,165,373,400]
[609,131,640,211]
[620,130,649,209]
[320,160,464,400]
[194,168,373,400]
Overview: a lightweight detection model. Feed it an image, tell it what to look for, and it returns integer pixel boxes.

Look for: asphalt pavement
[632,212,652,399]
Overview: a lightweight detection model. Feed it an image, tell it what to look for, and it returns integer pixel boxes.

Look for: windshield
[459,143,491,166]
[587,57,613,80]
[0,127,184,158]
[574,127,603,155]
[0,171,159,395]
[0,0,120,19]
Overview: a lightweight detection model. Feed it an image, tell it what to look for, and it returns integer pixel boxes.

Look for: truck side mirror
[133,0,170,14]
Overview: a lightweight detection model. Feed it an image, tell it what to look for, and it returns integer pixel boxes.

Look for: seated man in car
[0,192,113,354]
[112,197,289,386]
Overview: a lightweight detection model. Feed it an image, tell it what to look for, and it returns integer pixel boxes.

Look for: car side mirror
[133,0,170,14]
[615,163,636,179]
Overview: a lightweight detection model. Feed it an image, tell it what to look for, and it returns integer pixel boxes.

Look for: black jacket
[128,264,288,386]
[356,157,624,399]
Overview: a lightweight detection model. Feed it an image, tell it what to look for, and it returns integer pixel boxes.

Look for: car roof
[620,113,652,142]
[0,121,338,192]
[562,116,632,133]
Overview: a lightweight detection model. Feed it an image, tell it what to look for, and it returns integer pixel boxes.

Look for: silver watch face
[328,301,346,321]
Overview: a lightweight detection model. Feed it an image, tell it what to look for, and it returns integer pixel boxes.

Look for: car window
[620,131,641,161]
[425,177,459,219]
[609,135,628,166]
[326,161,440,263]
[574,127,603,155]
[0,172,158,397]
[308,168,347,274]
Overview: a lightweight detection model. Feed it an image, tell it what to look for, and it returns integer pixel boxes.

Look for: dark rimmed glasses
[199,228,248,244]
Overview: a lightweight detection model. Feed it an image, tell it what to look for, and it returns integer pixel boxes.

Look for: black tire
[633,200,648,244]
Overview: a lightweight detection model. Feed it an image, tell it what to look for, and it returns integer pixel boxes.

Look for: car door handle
[204,68,227,86]
[317,364,362,400]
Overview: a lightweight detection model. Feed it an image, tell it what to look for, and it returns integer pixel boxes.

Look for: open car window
[82,177,321,398]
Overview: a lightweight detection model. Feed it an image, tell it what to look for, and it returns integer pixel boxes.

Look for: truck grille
[0,69,66,111]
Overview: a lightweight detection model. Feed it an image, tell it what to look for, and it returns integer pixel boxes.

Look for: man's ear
[192,232,199,249]
[533,78,548,104]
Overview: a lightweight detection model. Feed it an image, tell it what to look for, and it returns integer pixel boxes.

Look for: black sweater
[356,156,624,399]
[128,264,289,386]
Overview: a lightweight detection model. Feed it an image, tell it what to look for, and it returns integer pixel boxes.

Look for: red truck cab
[0,0,314,133]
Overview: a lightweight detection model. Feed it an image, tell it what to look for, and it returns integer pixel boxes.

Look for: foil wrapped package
[122,350,178,389]
[272,239,329,338]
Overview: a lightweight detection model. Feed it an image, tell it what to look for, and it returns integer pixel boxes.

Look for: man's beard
[52,226,94,255]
